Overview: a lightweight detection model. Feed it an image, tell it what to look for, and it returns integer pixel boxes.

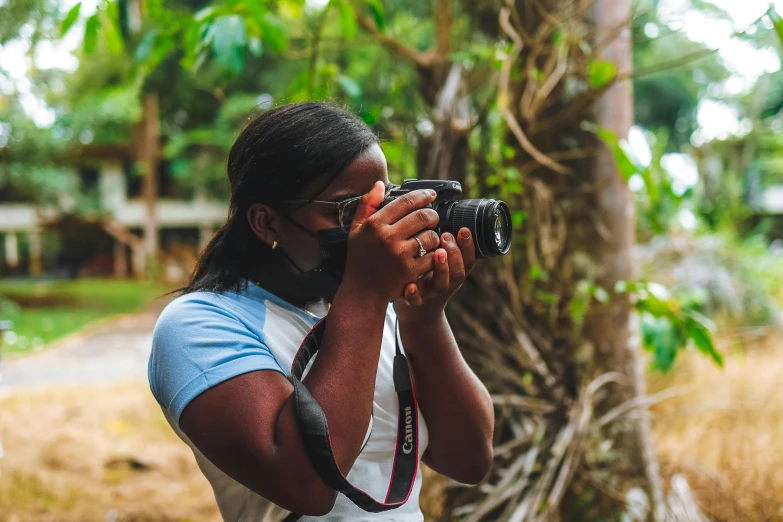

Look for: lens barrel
[441,198,512,258]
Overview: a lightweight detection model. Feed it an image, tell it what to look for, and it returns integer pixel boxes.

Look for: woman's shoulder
[148,288,285,421]
[156,287,265,330]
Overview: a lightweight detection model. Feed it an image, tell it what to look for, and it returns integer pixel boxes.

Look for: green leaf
[339,3,357,40]
[768,7,783,51]
[639,166,660,203]
[512,210,525,228]
[366,0,385,30]
[288,70,310,101]
[150,34,174,69]
[248,37,264,57]
[337,74,362,98]
[529,265,548,281]
[135,30,158,62]
[569,294,589,325]
[641,316,680,372]
[83,14,99,54]
[588,59,617,89]
[194,6,216,22]
[98,8,124,55]
[593,287,610,304]
[261,13,288,53]
[582,122,640,181]
[504,181,523,194]
[61,2,82,37]
[689,323,723,368]
[212,15,246,73]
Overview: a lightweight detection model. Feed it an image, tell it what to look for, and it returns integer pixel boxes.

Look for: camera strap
[284,317,419,519]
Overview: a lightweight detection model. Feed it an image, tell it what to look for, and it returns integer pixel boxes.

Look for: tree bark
[582,0,664,518]
[139,93,160,271]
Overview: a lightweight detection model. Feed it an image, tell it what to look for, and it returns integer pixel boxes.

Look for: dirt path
[1,296,172,389]
[0,296,222,522]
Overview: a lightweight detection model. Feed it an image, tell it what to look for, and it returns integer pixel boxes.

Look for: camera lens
[441,198,512,258]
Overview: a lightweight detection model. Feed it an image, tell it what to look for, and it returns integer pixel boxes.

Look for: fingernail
[442,232,454,243]
[406,286,416,296]
[437,252,447,264]
[460,229,471,240]
[428,189,437,197]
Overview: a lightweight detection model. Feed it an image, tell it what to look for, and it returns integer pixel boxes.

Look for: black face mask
[303,227,349,303]
[280,216,350,303]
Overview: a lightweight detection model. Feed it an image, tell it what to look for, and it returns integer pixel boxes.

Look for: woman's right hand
[342,181,442,303]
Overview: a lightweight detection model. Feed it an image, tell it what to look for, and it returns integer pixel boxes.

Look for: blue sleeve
[148,294,285,427]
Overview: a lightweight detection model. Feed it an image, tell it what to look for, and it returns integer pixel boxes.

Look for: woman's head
[185,102,386,295]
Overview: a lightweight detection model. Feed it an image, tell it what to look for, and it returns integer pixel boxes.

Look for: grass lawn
[0,278,169,357]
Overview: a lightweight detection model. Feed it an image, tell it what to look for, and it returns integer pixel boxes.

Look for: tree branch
[616,48,718,81]
[356,12,434,67]
[498,5,571,175]
[434,0,451,60]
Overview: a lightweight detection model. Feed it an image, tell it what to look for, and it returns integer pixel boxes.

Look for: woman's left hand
[394,227,477,323]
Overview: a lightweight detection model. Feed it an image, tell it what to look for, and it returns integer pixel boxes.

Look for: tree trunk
[581,0,664,517]
[139,93,160,273]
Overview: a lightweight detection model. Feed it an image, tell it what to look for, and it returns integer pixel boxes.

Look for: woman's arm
[180,278,388,515]
[179,185,442,515]
[398,311,494,484]
[394,228,495,484]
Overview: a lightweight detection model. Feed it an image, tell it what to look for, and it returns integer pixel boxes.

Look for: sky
[0,0,782,137]
[657,0,783,142]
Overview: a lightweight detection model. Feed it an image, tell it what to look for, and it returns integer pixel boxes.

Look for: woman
[148,102,494,521]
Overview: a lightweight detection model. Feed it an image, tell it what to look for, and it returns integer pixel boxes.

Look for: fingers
[440,232,466,285]
[430,248,450,294]
[456,227,477,271]
[402,282,423,307]
[374,189,437,225]
[409,230,440,256]
[350,181,386,232]
[393,208,440,238]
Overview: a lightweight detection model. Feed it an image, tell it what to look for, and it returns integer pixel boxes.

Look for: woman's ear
[247,204,281,247]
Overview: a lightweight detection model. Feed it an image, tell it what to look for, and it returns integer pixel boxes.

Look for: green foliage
[339,2,357,40]
[83,14,99,54]
[581,122,639,181]
[0,279,167,356]
[616,280,723,372]
[212,15,247,73]
[768,6,783,50]
[584,123,690,239]
[587,59,616,89]
[365,0,385,30]
[631,4,729,149]
[60,2,81,37]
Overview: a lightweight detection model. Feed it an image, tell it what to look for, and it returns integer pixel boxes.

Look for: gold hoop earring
[272,240,278,250]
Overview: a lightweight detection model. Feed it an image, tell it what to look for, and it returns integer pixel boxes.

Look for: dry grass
[0,383,219,522]
[650,334,783,522]
[2,334,783,522]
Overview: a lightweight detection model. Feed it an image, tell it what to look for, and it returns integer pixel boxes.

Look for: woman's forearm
[399,311,494,484]
[300,277,389,476]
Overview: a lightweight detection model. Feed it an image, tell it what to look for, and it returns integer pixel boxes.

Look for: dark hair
[182,102,378,294]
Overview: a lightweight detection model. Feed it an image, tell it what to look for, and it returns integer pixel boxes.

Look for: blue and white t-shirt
[148,282,428,522]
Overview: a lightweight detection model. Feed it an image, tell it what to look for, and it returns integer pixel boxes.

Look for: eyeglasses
[278,184,398,231]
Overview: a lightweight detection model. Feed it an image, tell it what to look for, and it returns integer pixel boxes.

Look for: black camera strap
[284,317,419,519]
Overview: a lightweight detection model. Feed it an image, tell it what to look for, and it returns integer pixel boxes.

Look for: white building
[0,153,227,279]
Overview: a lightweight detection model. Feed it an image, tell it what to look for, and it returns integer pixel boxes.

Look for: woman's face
[249,143,390,272]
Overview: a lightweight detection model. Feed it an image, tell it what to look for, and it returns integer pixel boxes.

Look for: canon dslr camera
[379,180,512,259]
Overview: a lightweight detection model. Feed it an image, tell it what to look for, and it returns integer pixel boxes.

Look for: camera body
[378,179,512,259]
